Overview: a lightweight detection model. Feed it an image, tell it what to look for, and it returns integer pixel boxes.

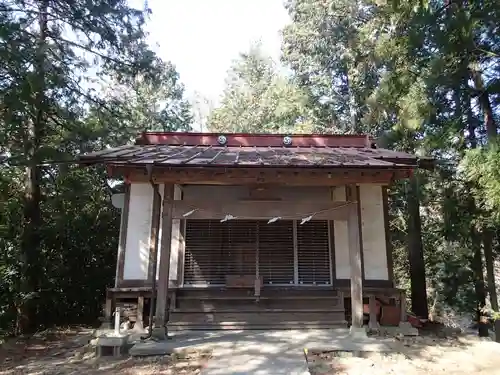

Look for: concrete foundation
[92,333,129,358]
[349,326,368,340]
[127,328,393,374]
[151,326,168,340]
[130,322,146,334]
[398,321,419,336]
[129,340,175,356]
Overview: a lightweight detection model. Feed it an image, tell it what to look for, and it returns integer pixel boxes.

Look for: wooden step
[173,308,345,313]
[167,321,348,331]
[176,297,342,310]
[168,310,346,326]
[177,287,341,299]
[177,295,341,300]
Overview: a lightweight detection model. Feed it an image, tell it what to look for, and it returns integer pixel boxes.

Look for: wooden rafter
[110,166,406,186]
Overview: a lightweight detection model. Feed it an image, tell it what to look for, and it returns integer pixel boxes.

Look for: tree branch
[49,35,135,68]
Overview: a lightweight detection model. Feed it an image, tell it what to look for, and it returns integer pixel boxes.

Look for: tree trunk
[466,90,489,337]
[19,0,48,334]
[470,66,497,139]
[471,226,488,336]
[471,66,499,313]
[407,172,429,319]
[483,229,498,311]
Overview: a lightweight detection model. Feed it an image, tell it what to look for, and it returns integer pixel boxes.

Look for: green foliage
[462,144,500,215]
[97,60,193,139]
[282,0,500,322]
[0,0,192,334]
[207,44,316,133]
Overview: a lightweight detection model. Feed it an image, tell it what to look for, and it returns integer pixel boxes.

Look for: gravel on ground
[0,328,211,375]
[307,328,500,375]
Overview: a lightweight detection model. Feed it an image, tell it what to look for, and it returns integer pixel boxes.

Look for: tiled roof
[79,132,423,169]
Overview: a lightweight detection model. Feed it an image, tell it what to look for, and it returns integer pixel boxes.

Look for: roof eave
[102,162,417,170]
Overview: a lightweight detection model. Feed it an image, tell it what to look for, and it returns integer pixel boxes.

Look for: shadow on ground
[1,327,500,375]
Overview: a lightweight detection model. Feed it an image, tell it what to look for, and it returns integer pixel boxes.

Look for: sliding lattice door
[258,221,294,285]
[183,219,332,286]
[183,220,257,285]
[296,220,332,285]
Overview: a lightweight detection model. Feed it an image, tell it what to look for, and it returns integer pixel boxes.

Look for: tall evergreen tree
[208,43,315,133]
[0,0,192,334]
[282,0,500,329]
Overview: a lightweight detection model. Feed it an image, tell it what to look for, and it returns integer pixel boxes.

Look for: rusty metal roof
[80,142,421,169]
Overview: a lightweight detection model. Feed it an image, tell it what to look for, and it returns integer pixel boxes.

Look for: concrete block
[129,340,176,357]
[92,328,115,338]
[95,335,128,347]
[349,326,368,340]
[368,321,380,332]
[93,333,129,358]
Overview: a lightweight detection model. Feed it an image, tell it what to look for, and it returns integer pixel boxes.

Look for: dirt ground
[0,328,211,375]
[307,330,500,375]
[2,327,500,375]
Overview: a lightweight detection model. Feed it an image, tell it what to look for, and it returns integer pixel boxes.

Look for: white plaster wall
[122,183,184,283]
[183,185,247,200]
[275,186,331,200]
[332,186,350,279]
[359,184,388,280]
[183,185,330,201]
[123,183,153,280]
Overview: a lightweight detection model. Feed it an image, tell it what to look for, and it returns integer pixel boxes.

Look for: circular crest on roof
[283,135,293,146]
[217,134,227,145]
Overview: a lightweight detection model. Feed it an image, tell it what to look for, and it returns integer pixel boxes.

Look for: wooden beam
[171,185,183,286]
[177,220,186,287]
[147,186,162,283]
[348,185,365,282]
[171,200,353,221]
[400,291,407,323]
[138,132,371,148]
[102,296,112,329]
[147,184,162,338]
[115,184,131,286]
[348,203,364,331]
[382,186,394,284]
[153,184,175,339]
[135,296,144,331]
[368,295,378,330]
[110,166,402,186]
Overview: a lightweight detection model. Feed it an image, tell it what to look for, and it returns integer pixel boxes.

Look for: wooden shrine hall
[79,132,430,338]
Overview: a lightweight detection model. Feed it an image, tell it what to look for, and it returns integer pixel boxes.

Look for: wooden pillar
[400,291,407,323]
[115,184,131,287]
[153,184,174,339]
[135,296,144,331]
[348,202,365,337]
[101,293,112,329]
[146,184,162,338]
[368,295,379,330]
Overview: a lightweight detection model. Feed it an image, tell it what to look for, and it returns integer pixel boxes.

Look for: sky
[130,0,291,108]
